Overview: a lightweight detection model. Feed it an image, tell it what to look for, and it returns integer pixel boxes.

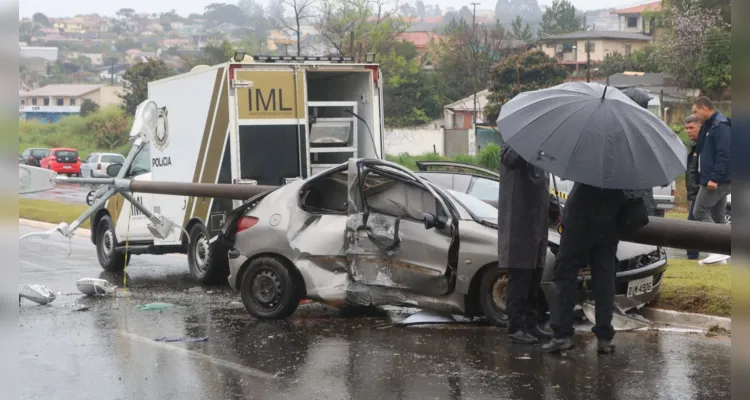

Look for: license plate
[63,165,72,169]
[626,276,653,298]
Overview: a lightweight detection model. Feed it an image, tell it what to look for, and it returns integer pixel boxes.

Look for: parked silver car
[81,153,125,178]
[415,161,675,216]
[221,159,667,324]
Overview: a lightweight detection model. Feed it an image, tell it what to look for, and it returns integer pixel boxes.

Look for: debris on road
[154,336,209,343]
[393,310,457,327]
[582,301,650,331]
[137,303,173,311]
[76,278,117,296]
[73,304,90,312]
[19,284,56,305]
[187,287,203,293]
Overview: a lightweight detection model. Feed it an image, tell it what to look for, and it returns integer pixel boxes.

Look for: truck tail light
[236,216,259,233]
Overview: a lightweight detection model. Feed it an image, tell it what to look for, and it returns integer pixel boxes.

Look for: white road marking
[117,330,277,380]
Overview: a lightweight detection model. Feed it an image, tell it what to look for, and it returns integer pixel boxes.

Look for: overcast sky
[19,0,651,19]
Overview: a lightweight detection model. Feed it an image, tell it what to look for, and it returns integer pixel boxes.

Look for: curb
[642,308,731,332]
[19,218,92,236]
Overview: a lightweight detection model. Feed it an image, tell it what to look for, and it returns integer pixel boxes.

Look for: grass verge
[654,259,730,317]
[19,198,91,229]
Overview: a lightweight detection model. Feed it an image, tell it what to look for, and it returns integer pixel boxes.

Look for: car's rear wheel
[480,267,510,327]
[240,256,301,320]
[725,207,731,224]
[187,223,228,285]
[96,215,127,272]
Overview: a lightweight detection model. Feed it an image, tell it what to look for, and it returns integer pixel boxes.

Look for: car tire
[95,215,127,272]
[187,223,228,285]
[725,207,731,224]
[240,256,302,320]
[479,267,510,327]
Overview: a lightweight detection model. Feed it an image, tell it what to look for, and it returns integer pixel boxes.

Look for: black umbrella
[497,82,687,190]
[621,87,651,109]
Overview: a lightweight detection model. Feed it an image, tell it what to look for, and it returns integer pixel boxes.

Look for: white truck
[88,55,386,283]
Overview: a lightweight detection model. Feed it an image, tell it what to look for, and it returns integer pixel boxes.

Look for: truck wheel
[187,223,228,285]
[479,267,510,327]
[240,256,301,320]
[96,215,126,272]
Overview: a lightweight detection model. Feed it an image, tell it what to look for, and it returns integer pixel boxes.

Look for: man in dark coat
[497,144,558,344]
[684,115,702,259]
[691,96,731,224]
[543,183,628,354]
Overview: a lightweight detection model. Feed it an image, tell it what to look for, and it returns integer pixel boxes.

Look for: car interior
[299,167,440,221]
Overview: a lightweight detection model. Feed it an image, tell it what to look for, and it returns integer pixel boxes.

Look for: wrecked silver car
[221,159,667,325]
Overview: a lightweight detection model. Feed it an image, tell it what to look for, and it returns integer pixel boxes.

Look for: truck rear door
[232,66,307,186]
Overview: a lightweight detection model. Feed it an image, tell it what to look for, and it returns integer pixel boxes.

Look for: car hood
[546,230,658,259]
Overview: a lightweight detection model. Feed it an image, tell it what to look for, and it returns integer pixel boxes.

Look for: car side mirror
[106,163,123,177]
[423,212,446,230]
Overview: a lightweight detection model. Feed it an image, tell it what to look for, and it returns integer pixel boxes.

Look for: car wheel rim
[725,214,731,224]
[194,234,209,273]
[251,269,282,310]
[491,274,509,313]
[102,228,114,260]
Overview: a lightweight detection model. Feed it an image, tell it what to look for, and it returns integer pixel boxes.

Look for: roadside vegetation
[19,198,91,229]
[653,259,730,317]
[19,106,132,159]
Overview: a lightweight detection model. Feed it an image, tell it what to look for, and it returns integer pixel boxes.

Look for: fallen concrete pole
[621,216,731,256]
[129,181,277,200]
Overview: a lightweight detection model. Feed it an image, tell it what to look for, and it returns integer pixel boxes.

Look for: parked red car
[40,148,82,176]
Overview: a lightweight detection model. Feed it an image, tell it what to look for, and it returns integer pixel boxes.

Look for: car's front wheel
[479,267,510,327]
[95,215,127,272]
[240,256,302,320]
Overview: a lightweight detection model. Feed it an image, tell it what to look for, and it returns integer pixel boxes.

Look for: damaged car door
[344,159,458,296]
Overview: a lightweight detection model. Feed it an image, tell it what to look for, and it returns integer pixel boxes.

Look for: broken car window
[363,171,438,221]
[300,169,349,214]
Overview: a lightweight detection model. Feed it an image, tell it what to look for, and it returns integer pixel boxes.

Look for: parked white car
[80,153,125,178]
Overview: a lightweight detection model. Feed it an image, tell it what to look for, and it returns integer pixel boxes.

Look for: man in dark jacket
[684,115,702,259]
[691,96,731,224]
[497,144,558,344]
[543,183,628,354]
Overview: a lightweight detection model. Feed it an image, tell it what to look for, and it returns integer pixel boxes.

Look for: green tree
[317,0,409,60]
[598,45,661,77]
[511,15,533,43]
[484,50,568,124]
[538,0,585,38]
[86,107,131,150]
[696,28,731,99]
[79,99,100,117]
[32,12,51,27]
[120,59,175,115]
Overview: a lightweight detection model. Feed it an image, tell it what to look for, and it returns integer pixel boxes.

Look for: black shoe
[508,330,539,345]
[542,338,574,353]
[597,339,616,354]
[526,326,552,341]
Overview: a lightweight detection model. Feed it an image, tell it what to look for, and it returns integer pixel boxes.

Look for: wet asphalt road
[19,222,730,400]
[22,182,90,205]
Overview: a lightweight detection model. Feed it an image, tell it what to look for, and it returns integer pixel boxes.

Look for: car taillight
[671,182,675,196]
[236,216,259,233]
[97,163,102,170]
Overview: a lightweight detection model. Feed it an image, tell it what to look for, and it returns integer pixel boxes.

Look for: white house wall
[385,128,445,156]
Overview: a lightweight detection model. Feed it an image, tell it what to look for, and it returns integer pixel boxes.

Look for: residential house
[443,90,490,130]
[476,9,495,19]
[160,38,191,48]
[613,1,662,34]
[19,45,58,76]
[80,15,110,32]
[266,29,296,54]
[124,49,156,63]
[53,18,85,33]
[594,71,700,120]
[18,84,124,123]
[538,30,653,69]
[396,31,440,66]
[181,24,204,35]
[170,21,185,31]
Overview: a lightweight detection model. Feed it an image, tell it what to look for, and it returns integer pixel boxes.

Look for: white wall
[385,127,445,156]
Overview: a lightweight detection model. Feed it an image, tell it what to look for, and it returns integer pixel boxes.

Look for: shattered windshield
[446,189,497,222]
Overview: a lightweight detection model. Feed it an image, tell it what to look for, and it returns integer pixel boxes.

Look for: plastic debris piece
[582,301,650,331]
[699,253,730,265]
[187,287,203,293]
[153,336,209,343]
[19,284,56,305]
[137,303,173,310]
[394,310,457,327]
[73,304,90,312]
[77,278,117,296]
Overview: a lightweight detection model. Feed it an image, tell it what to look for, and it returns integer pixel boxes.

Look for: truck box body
[108,58,384,248]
